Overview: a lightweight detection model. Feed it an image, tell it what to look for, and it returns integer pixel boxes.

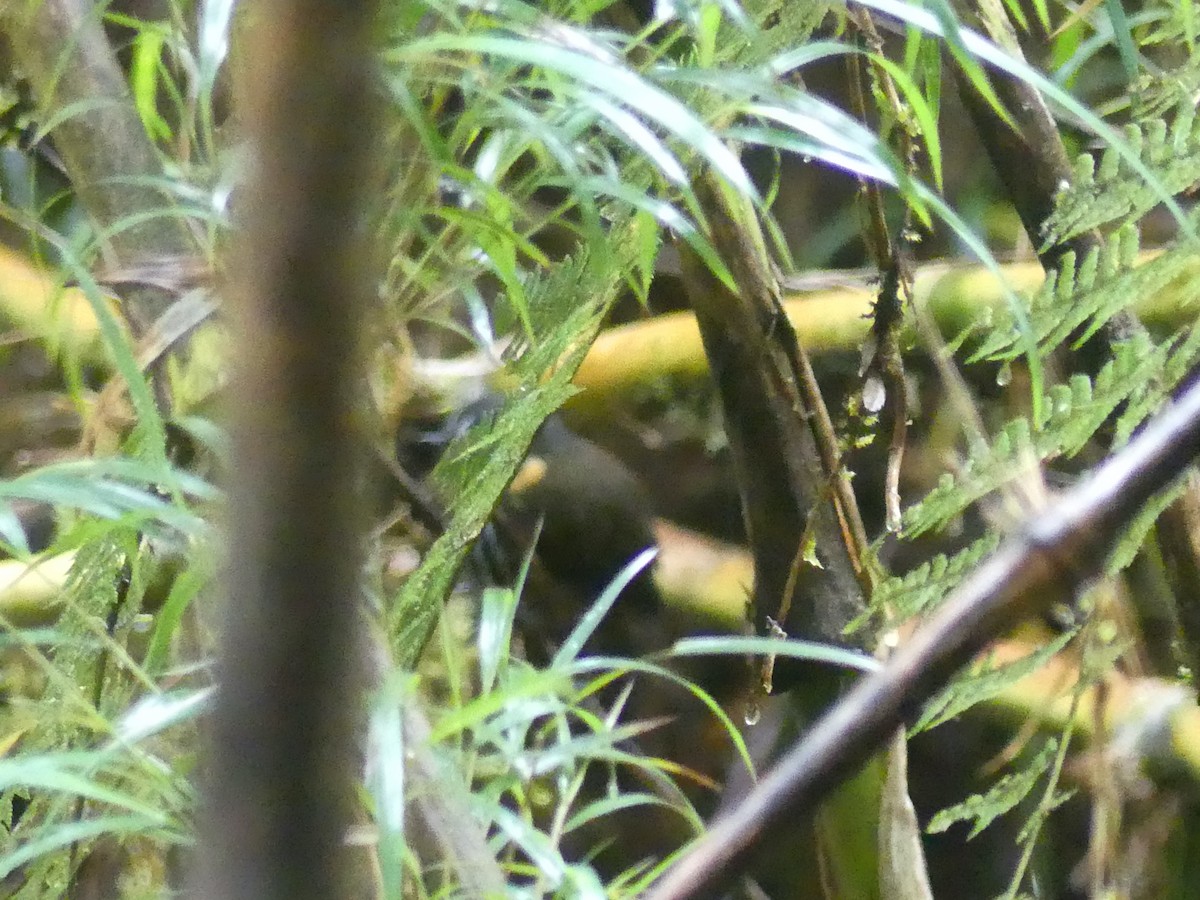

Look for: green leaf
[858,0,1196,242]
[927,740,1058,839]
[131,26,172,141]
[914,630,1076,733]
[667,635,881,673]
[391,33,757,199]
[553,548,657,667]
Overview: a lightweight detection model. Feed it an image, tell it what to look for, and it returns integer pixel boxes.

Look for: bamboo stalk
[0,552,74,628]
[4,245,1195,415]
[570,253,1198,419]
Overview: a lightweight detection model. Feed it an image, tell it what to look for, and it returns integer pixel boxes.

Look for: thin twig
[846,9,917,535]
[645,371,1200,900]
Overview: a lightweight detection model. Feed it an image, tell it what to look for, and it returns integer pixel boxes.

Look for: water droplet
[996,362,1012,387]
[744,701,761,727]
[863,375,886,413]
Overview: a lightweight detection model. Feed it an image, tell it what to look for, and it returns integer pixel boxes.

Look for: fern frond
[901,418,1038,540]
[1114,315,1200,445]
[872,533,1001,624]
[1106,482,1188,575]
[1129,61,1200,120]
[906,332,1175,541]
[1043,100,1200,246]
[971,226,1199,364]
[391,221,651,668]
[926,740,1058,839]
[29,533,130,715]
[913,629,1076,733]
[0,531,132,893]
[1040,334,1168,452]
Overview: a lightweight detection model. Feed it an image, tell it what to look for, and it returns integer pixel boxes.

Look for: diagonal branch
[949,0,1200,676]
[2,0,199,335]
[645,370,1200,900]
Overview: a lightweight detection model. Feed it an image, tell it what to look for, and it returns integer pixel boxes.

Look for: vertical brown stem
[676,178,867,683]
[192,1,380,898]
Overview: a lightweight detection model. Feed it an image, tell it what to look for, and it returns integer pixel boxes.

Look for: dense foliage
[3,0,1200,897]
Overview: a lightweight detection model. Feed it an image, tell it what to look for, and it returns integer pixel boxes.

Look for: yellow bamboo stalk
[0,245,100,360]
[570,262,1043,418]
[2,246,1195,415]
[571,253,1195,419]
[0,551,73,627]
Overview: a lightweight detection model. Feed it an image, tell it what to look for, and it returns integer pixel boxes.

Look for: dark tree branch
[955,70,1093,268]
[947,2,1144,367]
[190,1,381,899]
[948,2,1099,268]
[675,178,867,676]
[645,372,1200,900]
